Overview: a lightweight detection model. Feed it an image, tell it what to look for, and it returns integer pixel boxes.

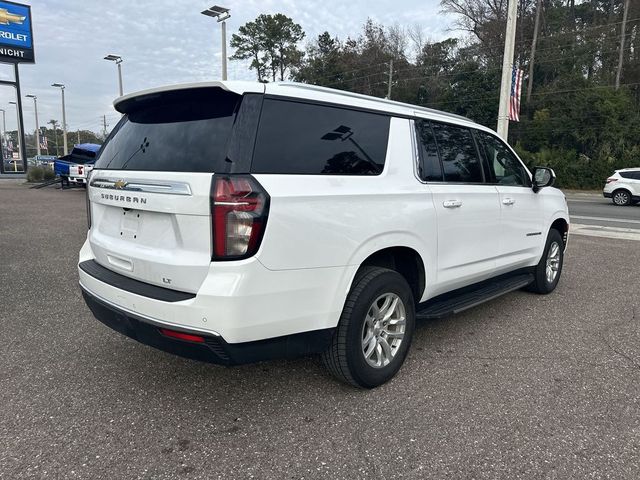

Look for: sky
[0,0,456,137]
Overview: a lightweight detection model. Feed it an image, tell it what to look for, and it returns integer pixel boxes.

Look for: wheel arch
[550,217,569,249]
[351,246,427,305]
[612,188,632,204]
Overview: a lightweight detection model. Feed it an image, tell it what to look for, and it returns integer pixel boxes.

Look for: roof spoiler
[113,81,265,114]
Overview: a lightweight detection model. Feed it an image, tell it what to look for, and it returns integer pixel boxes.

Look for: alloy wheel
[613,191,630,206]
[361,293,406,368]
[546,241,561,284]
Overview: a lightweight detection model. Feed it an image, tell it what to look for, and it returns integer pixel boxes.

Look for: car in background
[54,143,101,187]
[603,168,640,206]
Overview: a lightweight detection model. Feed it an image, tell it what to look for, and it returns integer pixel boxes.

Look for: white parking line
[571,223,640,241]
[570,215,640,225]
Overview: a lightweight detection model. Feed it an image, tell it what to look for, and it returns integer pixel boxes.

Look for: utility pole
[526,0,542,103]
[496,0,518,140]
[386,59,394,100]
[615,0,630,90]
[102,115,108,139]
[77,130,80,144]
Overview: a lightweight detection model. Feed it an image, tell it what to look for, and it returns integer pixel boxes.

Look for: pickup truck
[54,143,101,187]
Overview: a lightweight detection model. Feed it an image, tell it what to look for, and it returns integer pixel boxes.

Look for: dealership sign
[0,1,33,63]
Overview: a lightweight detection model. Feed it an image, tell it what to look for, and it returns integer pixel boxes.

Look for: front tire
[527,229,564,294]
[612,189,631,206]
[322,267,415,388]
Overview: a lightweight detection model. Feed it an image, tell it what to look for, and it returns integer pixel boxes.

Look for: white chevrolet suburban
[79,81,569,388]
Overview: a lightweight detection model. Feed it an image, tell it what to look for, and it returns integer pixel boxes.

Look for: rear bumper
[603,191,612,198]
[82,287,334,365]
[79,238,354,344]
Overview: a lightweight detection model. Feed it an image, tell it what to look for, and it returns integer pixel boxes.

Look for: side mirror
[532,166,556,193]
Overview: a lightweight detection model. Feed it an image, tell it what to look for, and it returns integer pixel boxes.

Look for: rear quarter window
[251,98,390,175]
[619,171,640,180]
[415,119,443,182]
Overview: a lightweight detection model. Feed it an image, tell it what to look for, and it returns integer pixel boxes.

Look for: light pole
[0,108,5,160]
[104,54,124,96]
[51,83,68,155]
[201,5,230,81]
[25,94,40,156]
[8,101,20,170]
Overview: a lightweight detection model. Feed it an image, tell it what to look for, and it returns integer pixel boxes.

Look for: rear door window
[94,88,239,172]
[251,99,389,175]
[431,122,484,183]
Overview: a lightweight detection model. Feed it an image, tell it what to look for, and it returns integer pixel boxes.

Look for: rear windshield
[71,147,97,158]
[94,88,239,172]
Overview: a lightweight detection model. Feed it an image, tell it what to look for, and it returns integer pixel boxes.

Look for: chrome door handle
[443,200,462,208]
[502,197,515,206]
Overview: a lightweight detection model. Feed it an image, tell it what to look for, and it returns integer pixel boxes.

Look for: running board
[416,273,534,320]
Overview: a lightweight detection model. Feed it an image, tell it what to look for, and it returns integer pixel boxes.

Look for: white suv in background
[79,81,569,388]
[603,168,640,206]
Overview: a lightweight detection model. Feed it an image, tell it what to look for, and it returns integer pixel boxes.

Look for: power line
[419,82,640,109]
[321,41,638,93]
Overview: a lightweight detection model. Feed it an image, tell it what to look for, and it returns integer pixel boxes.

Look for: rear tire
[526,229,564,294]
[322,267,415,388]
[612,189,631,206]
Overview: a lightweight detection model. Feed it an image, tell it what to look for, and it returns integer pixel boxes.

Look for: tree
[47,119,60,157]
[294,32,344,86]
[230,14,305,82]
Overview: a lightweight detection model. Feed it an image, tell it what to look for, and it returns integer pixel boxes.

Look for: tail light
[606,178,618,184]
[211,175,269,260]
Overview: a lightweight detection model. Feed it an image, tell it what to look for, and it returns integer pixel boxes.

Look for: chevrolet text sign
[0,1,34,63]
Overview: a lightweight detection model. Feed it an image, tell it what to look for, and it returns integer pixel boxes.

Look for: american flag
[40,135,48,151]
[509,66,524,122]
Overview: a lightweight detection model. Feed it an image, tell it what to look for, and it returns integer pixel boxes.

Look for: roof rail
[274,82,472,122]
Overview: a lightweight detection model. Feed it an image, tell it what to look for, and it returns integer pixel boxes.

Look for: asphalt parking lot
[1,182,639,479]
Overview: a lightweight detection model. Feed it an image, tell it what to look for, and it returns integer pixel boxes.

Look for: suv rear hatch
[87,84,262,293]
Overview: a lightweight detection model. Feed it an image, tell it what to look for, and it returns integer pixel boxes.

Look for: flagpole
[497,0,518,140]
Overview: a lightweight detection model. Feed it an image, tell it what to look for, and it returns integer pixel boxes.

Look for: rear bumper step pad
[79,260,195,302]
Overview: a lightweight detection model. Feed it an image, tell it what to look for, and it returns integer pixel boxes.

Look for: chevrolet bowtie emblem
[0,8,26,25]
[114,180,127,190]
